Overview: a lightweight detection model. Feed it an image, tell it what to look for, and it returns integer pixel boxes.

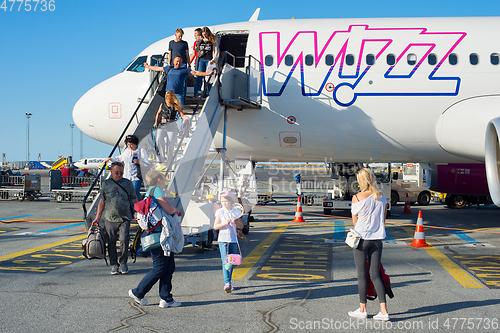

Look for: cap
[219,189,234,200]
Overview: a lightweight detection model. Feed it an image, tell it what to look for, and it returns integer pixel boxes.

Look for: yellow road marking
[403,227,482,288]
[232,225,288,280]
[0,234,86,262]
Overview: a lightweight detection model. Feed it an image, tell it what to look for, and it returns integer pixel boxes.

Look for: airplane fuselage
[73,17,500,164]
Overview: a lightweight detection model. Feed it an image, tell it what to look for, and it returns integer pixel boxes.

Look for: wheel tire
[453,195,468,209]
[56,193,63,203]
[390,191,399,206]
[417,192,431,206]
[324,209,332,215]
[17,194,24,201]
[446,195,468,209]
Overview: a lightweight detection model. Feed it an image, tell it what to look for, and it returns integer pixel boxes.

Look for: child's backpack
[82,226,108,265]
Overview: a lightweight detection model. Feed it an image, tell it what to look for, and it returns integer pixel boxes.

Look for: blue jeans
[219,242,238,284]
[132,247,175,301]
[194,58,210,95]
[175,93,184,106]
[132,180,142,201]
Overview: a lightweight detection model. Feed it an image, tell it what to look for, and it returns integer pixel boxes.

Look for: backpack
[82,226,108,265]
[367,262,394,300]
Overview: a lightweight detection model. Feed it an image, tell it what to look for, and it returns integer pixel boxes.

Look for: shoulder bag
[345,228,361,249]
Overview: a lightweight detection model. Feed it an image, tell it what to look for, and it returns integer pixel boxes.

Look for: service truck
[390,163,431,206]
[322,163,391,214]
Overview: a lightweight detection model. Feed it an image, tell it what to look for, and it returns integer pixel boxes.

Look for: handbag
[141,232,162,252]
[225,239,243,266]
[345,228,361,248]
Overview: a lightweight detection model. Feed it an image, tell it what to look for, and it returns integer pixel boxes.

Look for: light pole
[70,123,75,164]
[25,113,32,164]
[80,130,83,159]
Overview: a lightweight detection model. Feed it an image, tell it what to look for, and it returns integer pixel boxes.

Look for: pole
[218,106,228,195]
[70,124,74,162]
[80,130,83,159]
[25,113,32,165]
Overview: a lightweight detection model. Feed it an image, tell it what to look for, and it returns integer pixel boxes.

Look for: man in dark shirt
[168,28,190,67]
[144,56,214,105]
[92,162,138,275]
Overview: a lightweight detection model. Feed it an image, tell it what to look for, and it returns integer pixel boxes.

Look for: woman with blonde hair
[348,168,389,321]
[194,26,219,97]
[129,170,182,308]
[153,90,188,163]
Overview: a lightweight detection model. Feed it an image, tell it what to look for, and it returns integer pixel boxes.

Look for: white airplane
[72,10,500,207]
[73,158,106,169]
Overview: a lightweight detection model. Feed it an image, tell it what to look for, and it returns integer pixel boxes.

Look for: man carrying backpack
[92,162,138,275]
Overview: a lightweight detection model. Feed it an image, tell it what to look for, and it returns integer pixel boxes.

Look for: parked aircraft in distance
[72,9,500,207]
[73,158,106,170]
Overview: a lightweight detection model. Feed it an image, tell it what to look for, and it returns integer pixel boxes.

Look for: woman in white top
[214,189,243,293]
[104,134,148,200]
[348,168,389,321]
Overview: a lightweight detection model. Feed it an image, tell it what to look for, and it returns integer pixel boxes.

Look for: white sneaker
[348,308,367,319]
[128,290,147,306]
[159,299,181,308]
[373,312,390,321]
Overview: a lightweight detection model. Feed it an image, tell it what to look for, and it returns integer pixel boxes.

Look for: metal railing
[82,53,168,220]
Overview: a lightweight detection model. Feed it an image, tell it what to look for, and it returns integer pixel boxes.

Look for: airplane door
[216,31,262,106]
[217,31,249,67]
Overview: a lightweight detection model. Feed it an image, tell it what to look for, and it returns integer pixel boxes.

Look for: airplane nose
[73,88,99,142]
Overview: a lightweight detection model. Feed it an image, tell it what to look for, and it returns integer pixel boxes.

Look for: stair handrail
[82,52,167,221]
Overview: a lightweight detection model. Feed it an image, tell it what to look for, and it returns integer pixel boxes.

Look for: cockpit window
[127,56,148,72]
[150,54,163,67]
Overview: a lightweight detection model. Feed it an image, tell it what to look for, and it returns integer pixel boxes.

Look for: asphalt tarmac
[1,169,500,332]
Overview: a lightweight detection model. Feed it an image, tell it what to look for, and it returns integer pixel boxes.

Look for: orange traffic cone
[403,193,412,214]
[408,211,430,247]
[292,196,306,223]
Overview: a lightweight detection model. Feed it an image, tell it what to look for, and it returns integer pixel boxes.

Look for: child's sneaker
[224,283,231,293]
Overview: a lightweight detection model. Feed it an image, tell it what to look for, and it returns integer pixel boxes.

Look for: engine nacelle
[484,117,500,207]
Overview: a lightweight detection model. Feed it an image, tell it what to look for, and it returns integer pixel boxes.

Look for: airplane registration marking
[260,25,466,106]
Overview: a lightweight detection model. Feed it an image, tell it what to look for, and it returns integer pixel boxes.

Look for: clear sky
[1,0,499,163]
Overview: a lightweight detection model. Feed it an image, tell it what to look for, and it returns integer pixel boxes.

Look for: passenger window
[346,54,355,66]
[285,55,294,66]
[469,54,479,65]
[150,54,163,67]
[127,56,148,72]
[265,55,274,66]
[428,53,437,65]
[366,54,375,66]
[387,54,395,66]
[325,54,334,66]
[491,53,499,65]
[449,53,458,65]
[305,54,314,66]
[407,54,417,66]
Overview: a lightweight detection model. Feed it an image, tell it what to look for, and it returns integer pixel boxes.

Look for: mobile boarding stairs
[82,52,262,248]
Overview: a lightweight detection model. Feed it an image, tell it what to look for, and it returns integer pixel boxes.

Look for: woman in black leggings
[348,168,389,321]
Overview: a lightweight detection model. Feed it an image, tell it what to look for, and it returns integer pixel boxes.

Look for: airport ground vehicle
[322,163,391,214]
[427,163,492,208]
[390,163,432,206]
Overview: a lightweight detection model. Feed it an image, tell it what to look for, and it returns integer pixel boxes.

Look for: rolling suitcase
[367,262,394,300]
